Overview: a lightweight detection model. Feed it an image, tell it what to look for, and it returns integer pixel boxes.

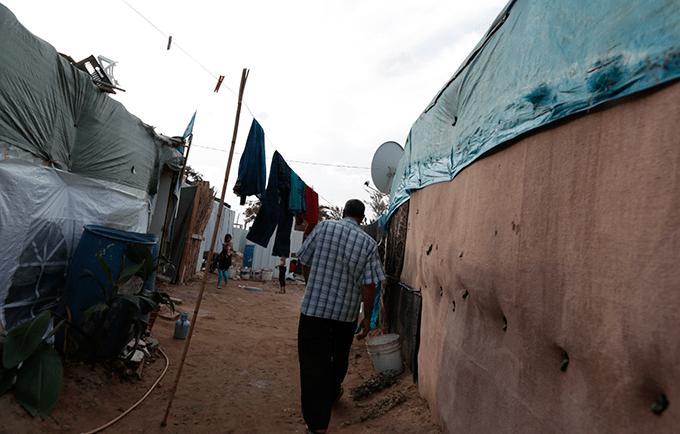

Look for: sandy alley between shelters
[1,272,441,433]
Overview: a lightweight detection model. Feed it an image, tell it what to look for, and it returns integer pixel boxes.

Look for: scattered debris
[118,336,164,381]
[353,390,407,423]
[146,337,160,352]
[158,304,180,320]
[350,372,399,401]
[238,285,263,292]
[134,363,144,380]
[129,349,145,364]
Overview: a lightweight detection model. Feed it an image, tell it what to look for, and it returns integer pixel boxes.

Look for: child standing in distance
[217,234,233,289]
[276,257,286,294]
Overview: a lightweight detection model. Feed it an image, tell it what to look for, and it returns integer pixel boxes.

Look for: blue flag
[182,111,197,139]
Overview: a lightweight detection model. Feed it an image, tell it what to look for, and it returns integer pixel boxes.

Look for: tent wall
[148,168,177,241]
[232,226,304,278]
[0,160,148,332]
[404,80,680,433]
[165,186,197,283]
[196,201,236,273]
[0,5,183,195]
[379,201,423,381]
[389,0,680,219]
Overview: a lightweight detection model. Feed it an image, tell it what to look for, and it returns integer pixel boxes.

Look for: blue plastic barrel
[60,225,158,356]
[243,243,255,268]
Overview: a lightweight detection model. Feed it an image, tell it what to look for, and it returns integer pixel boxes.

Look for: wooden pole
[161,68,249,426]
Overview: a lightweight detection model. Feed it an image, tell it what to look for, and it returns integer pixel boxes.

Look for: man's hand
[356,317,371,340]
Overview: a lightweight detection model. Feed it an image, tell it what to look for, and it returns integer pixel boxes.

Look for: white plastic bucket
[227,266,237,279]
[262,269,274,281]
[252,269,262,280]
[366,334,404,376]
[240,267,251,279]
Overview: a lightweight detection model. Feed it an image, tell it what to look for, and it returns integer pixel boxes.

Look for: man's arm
[356,283,376,340]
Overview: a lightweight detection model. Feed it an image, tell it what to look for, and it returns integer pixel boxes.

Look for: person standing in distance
[216,234,233,289]
[296,199,386,434]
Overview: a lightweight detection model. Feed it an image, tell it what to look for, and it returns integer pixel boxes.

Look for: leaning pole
[161,68,249,426]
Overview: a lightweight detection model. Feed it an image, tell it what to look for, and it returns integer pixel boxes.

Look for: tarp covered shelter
[0,5,183,334]
[383,0,680,432]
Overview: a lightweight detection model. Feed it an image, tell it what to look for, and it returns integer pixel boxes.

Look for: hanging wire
[191,145,369,169]
[121,0,234,94]
[119,0,370,209]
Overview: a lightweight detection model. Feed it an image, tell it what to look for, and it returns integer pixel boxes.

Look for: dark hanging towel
[246,151,294,257]
[233,119,266,205]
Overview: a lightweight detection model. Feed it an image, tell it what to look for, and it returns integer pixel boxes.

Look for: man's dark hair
[343,199,365,219]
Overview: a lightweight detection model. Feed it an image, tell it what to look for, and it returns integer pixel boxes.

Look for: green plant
[0,310,64,418]
[81,243,174,363]
[0,242,174,419]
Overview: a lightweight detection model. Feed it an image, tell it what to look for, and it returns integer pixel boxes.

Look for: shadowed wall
[402,79,680,433]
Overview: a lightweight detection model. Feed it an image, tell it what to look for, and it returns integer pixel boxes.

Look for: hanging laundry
[301,184,319,235]
[167,36,173,50]
[233,119,266,205]
[288,170,306,215]
[294,214,307,232]
[246,151,294,257]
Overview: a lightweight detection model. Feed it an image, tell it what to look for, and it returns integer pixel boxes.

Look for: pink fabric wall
[402,80,680,433]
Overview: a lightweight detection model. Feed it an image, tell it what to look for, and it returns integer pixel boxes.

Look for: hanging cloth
[246,151,294,257]
[301,184,319,235]
[288,170,306,215]
[233,119,266,205]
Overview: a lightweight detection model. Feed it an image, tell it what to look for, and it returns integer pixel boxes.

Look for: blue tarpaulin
[389,0,680,218]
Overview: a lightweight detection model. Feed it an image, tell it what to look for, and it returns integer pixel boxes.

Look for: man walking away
[296,199,386,434]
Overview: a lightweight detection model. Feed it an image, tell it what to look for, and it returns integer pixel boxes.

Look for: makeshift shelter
[195,198,237,274]
[0,5,183,334]
[383,1,680,432]
[233,226,305,279]
[162,184,233,284]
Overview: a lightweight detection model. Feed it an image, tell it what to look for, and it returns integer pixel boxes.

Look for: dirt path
[0,273,441,433]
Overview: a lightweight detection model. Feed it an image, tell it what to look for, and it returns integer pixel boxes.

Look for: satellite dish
[371,141,403,194]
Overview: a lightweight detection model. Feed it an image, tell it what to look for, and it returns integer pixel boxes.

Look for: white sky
[2,0,507,223]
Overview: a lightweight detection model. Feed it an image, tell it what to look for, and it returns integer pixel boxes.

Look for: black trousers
[278,265,286,287]
[298,313,356,431]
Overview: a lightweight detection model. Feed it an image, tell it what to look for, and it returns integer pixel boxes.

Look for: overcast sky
[2,0,507,223]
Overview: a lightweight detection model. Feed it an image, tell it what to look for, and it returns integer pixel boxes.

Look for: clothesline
[120,0,362,212]
[191,144,369,169]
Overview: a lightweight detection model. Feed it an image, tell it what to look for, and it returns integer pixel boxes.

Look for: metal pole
[161,68,249,426]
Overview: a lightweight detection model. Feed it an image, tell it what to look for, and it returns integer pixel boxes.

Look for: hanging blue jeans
[246,151,294,257]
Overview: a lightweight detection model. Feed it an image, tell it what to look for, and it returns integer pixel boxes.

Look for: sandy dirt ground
[0,272,441,434]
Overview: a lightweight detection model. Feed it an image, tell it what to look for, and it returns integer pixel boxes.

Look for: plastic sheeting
[0,160,149,332]
[196,201,236,274]
[0,5,183,195]
[389,0,680,217]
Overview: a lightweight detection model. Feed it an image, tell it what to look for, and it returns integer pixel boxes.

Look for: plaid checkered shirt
[297,217,386,322]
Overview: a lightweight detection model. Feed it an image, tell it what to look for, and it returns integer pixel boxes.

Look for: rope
[83,346,170,434]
